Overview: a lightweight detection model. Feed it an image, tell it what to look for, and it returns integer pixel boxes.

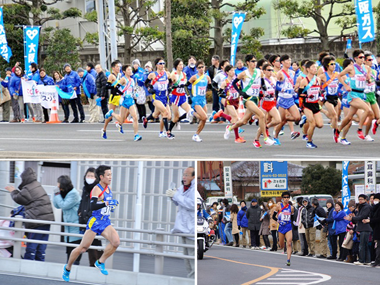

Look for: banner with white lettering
[23,26,40,76]
[0,7,12,62]
[355,0,375,43]
[230,12,246,66]
[342,161,350,212]
[22,80,59,109]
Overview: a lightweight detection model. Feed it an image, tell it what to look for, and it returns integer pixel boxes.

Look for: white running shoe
[264,137,275,146]
[159,132,167,138]
[176,122,181,131]
[187,109,194,122]
[339,138,351,145]
[364,135,374,142]
[224,125,231,140]
[192,134,202,142]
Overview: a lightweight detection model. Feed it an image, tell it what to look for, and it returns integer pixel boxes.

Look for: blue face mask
[145,68,150,72]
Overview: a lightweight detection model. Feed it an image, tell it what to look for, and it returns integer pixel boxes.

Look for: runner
[188,60,211,142]
[105,65,142,141]
[335,49,374,142]
[298,61,324,148]
[229,54,275,147]
[211,59,229,123]
[168,58,196,136]
[142,57,174,139]
[319,55,341,142]
[62,165,120,282]
[272,191,294,266]
[273,55,301,145]
[101,61,123,139]
[294,59,309,140]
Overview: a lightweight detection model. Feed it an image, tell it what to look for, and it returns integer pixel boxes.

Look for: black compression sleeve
[90,197,106,211]
[272,211,278,221]
[298,88,305,97]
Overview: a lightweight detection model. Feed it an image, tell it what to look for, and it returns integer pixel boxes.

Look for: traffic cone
[124,117,133,124]
[46,99,61,124]
[238,97,245,119]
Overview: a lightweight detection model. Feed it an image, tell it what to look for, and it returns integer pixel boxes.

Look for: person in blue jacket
[86,62,97,79]
[26,62,43,122]
[132,59,146,122]
[38,68,55,122]
[61,63,85,123]
[333,201,349,261]
[324,198,337,259]
[237,200,250,248]
[78,68,98,123]
[183,56,198,96]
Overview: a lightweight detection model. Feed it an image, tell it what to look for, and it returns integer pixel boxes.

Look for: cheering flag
[230,12,246,66]
[56,86,77,100]
[0,7,13,62]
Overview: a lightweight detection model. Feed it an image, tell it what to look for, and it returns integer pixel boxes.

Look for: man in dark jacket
[345,194,373,265]
[312,198,327,258]
[246,199,262,249]
[324,198,337,259]
[95,64,109,121]
[369,193,380,267]
[301,198,316,256]
[5,167,55,261]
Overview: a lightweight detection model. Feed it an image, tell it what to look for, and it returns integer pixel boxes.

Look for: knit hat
[346,222,354,231]
[77,68,85,73]
[63,63,71,69]
[132,59,141,66]
[348,200,356,208]
[144,61,153,69]
[326,198,334,207]
[374,193,380,200]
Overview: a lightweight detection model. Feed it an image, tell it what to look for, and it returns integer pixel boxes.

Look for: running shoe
[32,117,36,123]
[235,137,246,143]
[116,122,124,134]
[209,110,216,122]
[357,129,365,140]
[192,134,202,142]
[253,140,262,148]
[332,129,338,143]
[290,131,300,140]
[302,134,308,141]
[372,119,378,135]
[21,119,25,123]
[299,115,307,128]
[176,122,181,131]
[167,132,175,140]
[279,129,284,136]
[101,129,107,139]
[364,135,374,142]
[187,109,194,122]
[213,110,223,120]
[265,128,270,138]
[273,138,281,146]
[224,125,231,140]
[264,137,275,146]
[95,260,109,275]
[339,138,351,145]
[238,128,244,134]
[62,264,70,282]
[105,109,114,119]
[306,141,317,148]
[134,134,142,141]
[159,132,167,138]
[142,116,148,128]
[286,260,291,266]
[352,121,359,125]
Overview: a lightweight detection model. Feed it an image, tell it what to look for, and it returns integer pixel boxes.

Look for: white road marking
[0,138,124,142]
[257,268,331,285]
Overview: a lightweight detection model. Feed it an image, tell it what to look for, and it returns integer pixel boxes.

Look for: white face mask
[86,178,96,185]
[268,203,273,206]
[190,63,195,68]
[260,206,263,209]
[374,200,379,205]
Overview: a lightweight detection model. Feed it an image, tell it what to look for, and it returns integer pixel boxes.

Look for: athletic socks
[220,113,232,122]
[234,128,239,139]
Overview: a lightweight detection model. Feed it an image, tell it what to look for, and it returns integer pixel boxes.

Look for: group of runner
[103,49,380,148]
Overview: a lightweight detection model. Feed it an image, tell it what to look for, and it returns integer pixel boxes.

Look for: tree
[375,2,380,54]
[210,0,265,59]
[42,28,81,75]
[171,0,211,62]
[300,164,342,197]
[165,0,173,69]
[273,0,356,51]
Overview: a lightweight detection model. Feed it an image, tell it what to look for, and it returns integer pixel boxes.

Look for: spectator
[77,167,104,266]
[246,198,262,250]
[9,66,29,123]
[259,202,270,250]
[237,200,250,248]
[222,198,233,246]
[0,81,11,122]
[5,167,55,261]
[230,204,240,247]
[333,201,349,261]
[312,198,327,258]
[340,200,356,263]
[325,198,337,259]
[166,166,195,279]
[27,62,42,122]
[234,59,247,76]
[218,201,227,245]
[345,194,373,265]
[207,55,220,117]
[295,197,307,255]
[95,64,108,122]
[369,193,380,267]
[290,201,299,254]
[143,61,155,118]
[86,62,97,78]
[268,199,278,251]
[38,68,55,123]
[183,55,197,94]
[53,71,70,123]
[210,202,220,243]
[53,175,82,265]
[78,68,98,123]
[2,67,19,122]
[369,193,375,206]
[301,198,316,257]
[132,59,146,123]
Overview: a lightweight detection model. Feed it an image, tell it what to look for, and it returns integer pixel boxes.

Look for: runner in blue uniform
[62,165,120,282]
[272,191,294,266]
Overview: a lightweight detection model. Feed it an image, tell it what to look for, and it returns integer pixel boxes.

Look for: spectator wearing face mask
[268,199,278,251]
[259,202,271,250]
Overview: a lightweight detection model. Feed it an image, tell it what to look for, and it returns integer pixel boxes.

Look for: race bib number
[366,82,376,93]
[355,74,366,89]
[280,212,291,222]
[229,91,239,99]
[251,84,260,96]
[327,83,338,95]
[176,87,185,94]
[198,86,206,96]
[307,87,319,102]
[100,205,111,216]
[157,81,167,91]
[264,89,275,100]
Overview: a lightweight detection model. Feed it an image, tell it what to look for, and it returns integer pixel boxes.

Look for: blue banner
[260,161,288,191]
[56,86,77,100]
[23,26,40,76]
[342,161,350,212]
[0,7,12,62]
[230,12,246,66]
[355,0,375,43]
[346,39,352,50]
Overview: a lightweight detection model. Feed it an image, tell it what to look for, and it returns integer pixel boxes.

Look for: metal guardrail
[0,216,195,275]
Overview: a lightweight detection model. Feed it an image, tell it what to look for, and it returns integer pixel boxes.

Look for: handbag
[0,86,11,105]
[342,232,354,249]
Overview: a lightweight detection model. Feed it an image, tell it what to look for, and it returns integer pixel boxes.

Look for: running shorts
[365,92,377,105]
[109,94,121,106]
[277,97,295,109]
[121,97,135,109]
[225,97,239,109]
[192,96,206,108]
[325,95,339,107]
[347,91,365,103]
[152,94,169,106]
[243,96,258,107]
[278,223,292,235]
[170,95,187,107]
[87,216,111,235]
[261,100,277,113]
[304,102,320,114]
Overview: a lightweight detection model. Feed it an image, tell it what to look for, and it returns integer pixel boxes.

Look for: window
[85,0,96,13]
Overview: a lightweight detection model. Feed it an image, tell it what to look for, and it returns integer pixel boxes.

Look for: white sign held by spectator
[22,80,59,109]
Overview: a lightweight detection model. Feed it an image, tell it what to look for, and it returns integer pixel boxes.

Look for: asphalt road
[0,273,97,285]
[197,245,379,285]
[0,118,379,159]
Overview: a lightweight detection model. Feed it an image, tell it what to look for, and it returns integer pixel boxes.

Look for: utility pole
[165,0,173,70]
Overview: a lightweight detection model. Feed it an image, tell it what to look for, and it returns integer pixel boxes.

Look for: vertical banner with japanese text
[223,166,233,198]
[0,7,12,62]
[23,26,40,77]
[230,12,246,66]
[365,161,376,194]
[355,0,375,43]
[342,161,350,212]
